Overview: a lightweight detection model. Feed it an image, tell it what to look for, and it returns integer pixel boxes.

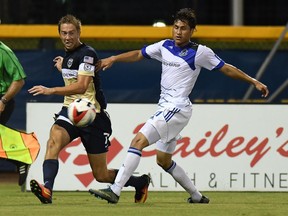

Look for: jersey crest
[67,58,73,68]
[179,49,188,57]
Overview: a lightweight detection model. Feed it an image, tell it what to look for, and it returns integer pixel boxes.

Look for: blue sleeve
[141,47,151,59]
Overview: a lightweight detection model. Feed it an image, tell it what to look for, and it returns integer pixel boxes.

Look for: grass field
[1,183,288,216]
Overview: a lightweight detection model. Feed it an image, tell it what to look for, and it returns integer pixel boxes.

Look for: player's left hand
[53,56,63,72]
[28,85,53,96]
[255,81,269,98]
[97,56,115,72]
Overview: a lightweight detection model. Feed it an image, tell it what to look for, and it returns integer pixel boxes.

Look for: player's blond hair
[58,14,81,33]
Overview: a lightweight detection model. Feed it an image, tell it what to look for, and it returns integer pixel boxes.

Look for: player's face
[172,20,194,47]
[59,23,81,51]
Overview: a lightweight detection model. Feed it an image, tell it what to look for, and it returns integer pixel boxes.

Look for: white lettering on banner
[229,172,288,188]
[133,171,288,191]
[26,103,288,191]
[148,172,288,190]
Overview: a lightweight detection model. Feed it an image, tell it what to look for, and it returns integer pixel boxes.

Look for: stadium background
[0,0,287,172]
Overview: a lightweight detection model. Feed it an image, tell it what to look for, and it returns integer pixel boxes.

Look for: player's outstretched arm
[99,50,143,71]
[219,63,269,98]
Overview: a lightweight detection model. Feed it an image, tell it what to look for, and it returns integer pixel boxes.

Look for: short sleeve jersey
[61,43,106,112]
[141,39,225,104]
[0,42,26,94]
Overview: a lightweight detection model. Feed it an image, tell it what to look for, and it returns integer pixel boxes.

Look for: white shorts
[140,105,192,154]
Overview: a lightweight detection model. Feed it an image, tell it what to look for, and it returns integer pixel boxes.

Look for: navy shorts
[54,107,112,154]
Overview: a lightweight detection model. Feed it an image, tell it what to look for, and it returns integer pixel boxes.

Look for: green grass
[1,183,288,216]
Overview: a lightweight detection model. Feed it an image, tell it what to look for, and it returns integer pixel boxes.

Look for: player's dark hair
[173,8,197,29]
[58,14,81,33]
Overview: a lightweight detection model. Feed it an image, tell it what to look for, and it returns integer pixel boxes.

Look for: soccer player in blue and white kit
[89,8,269,204]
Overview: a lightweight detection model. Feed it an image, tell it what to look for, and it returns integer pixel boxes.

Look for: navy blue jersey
[61,43,107,112]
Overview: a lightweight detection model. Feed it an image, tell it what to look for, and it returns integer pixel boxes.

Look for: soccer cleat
[187,195,210,204]
[30,179,52,204]
[134,174,151,203]
[89,187,119,204]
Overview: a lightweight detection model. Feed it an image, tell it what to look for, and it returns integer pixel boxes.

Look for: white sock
[111,147,141,196]
[166,161,202,202]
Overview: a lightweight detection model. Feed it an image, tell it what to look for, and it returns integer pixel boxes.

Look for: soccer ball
[67,98,96,127]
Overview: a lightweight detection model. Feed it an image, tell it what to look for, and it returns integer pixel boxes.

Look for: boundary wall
[26,103,288,191]
[0,25,287,40]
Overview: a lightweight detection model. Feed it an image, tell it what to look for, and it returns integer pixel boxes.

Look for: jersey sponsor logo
[84,56,94,64]
[67,58,73,68]
[62,69,77,78]
[162,60,180,67]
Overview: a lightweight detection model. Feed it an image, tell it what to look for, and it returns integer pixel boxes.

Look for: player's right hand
[28,85,53,96]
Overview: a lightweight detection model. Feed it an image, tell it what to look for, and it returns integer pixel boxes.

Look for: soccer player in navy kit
[89,8,269,204]
[28,14,150,204]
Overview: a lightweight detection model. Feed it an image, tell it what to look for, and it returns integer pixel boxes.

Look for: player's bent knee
[131,134,149,150]
[157,160,169,170]
[157,158,172,170]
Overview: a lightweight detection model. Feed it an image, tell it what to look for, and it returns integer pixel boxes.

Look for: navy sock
[43,159,59,191]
